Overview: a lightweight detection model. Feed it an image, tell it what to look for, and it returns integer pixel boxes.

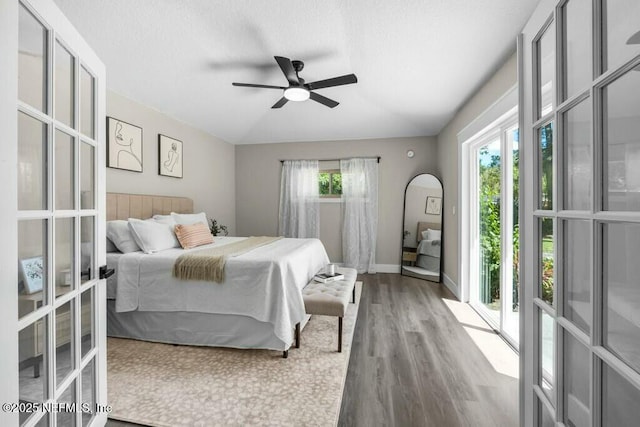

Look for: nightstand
[402,247,417,265]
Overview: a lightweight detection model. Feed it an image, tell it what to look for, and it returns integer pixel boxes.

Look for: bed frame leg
[295,322,300,348]
[338,317,343,353]
[283,350,288,359]
[352,286,355,303]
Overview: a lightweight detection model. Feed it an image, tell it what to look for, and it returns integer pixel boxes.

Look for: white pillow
[152,214,176,225]
[171,212,208,226]
[426,228,441,241]
[106,220,141,253]
[127,218,180,254]
[106,237,119,253]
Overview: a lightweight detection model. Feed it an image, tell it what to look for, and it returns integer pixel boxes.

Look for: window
[319,170,342,197]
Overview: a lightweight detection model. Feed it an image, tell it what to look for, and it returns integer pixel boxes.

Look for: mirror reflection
[402,174,443,282]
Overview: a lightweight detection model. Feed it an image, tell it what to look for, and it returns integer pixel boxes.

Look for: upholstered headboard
[106,192,194,221]
[416,221,441,244]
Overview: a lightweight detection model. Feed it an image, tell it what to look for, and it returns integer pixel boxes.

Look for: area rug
[107,282,362,427]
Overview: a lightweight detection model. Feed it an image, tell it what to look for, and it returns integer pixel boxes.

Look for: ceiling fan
[232,56,357,109]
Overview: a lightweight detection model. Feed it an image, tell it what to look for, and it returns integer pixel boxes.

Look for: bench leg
[283,350,288,359]
[295,322,300,348]
[352,286,355,303]
[338,317,343,353]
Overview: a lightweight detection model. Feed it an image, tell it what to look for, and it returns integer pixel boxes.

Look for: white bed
[105,193,329,353]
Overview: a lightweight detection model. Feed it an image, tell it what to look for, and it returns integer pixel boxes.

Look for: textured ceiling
[54,0,539,144]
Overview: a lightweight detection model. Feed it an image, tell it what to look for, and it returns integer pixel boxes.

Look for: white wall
[106,91,236,233]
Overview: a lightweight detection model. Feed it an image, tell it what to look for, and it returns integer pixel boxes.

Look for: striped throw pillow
[174,222,214,249]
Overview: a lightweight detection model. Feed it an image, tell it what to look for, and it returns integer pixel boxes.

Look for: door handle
[99,265,115,280]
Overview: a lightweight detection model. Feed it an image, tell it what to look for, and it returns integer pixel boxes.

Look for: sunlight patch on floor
[441,298,519,379]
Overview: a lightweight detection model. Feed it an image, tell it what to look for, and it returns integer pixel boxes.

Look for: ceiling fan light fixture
[284,87,310,102]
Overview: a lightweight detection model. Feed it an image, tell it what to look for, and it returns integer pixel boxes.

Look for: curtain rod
[280,156,381,164]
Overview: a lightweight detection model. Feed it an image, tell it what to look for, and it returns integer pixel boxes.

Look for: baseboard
[375,264,401,273]
[442,273,461,300]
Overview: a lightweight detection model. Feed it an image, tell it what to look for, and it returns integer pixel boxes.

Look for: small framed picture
[158,134,183,178]
[20,256,44,294]
[425,196,442,215]
[107,117,143,172]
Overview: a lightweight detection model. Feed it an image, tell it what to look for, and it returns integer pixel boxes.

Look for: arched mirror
[401,174,443,282]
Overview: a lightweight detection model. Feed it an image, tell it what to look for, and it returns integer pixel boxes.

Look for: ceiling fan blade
[232,82,286,89]
[307,74,358,90]
[272,97,289,109]
[274,56,300,86]
[310,92,339,108]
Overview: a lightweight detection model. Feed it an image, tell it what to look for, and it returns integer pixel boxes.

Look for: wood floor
[106,273,518,427]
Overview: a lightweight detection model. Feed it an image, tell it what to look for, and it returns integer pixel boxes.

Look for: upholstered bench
[299,268,357,353]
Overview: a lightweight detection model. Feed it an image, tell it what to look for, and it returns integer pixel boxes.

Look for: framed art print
[20,256,44,294]
[107,117,143,172]
[158,134,183,178]
[425,196,442,215]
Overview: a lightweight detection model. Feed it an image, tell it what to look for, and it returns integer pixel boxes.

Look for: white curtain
[340,158,378,273]
[278,160,320,238]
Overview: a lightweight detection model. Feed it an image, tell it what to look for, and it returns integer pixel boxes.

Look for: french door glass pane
[55,129,74,210]
[540,309,555,404]
[604,222,640,374]
[81,216,95,283]
[80,66,95,138]
[18,219,48,318]
[478,138,501,324]
[563,99,591,211]
[604,70,640,211]
[55,41,74,128]
[81,288,94,358]
[18,4,47,113]
[55,301,74,386]
[81,358,95,426]
[57,379,76,427]
[563,331,590,426]
[507,128,520,342]
[602,363,640,426]
[18,112,47,211]
[55,218,74,299]
[603,0,640,73]
[539,217,554,306]
[562,220,591,333]
[18,317,47,426]
[562,0,591,100]
[80,142,95,209]
[539,122,554,210]
[538,21,555,118]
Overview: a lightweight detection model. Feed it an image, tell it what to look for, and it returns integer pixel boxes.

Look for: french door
[521,0,640,425]
[467,116,520,347]
[0,0,107,425]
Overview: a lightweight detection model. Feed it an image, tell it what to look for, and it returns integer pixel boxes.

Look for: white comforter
[114,237,329,345]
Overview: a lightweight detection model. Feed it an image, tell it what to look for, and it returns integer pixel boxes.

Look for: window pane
[540,309,555,404]
[562,220,591,333]
[319,172,330,195]
[332,173,342,195]
[55,218,74,299]
[81,216,95,283]
[80,142,95,209]
[603,0,640,73]
[55,130,74,210]
[55,301,73,386]
[563,331,590,426]
[18,219,48,318]
[57,379,76,427]
[80,66,95,138]
[604,222,640,374]
[538,21,555,118]
[55,41,74,127]
[604,70,640,211]
[540,218,554,306]
[18,112,47,211]
[563,0,591,100]
[539,122,554,210]
[18,317,48,425]
[81,288,94,358]
[563,99,591,210]
[81,358,95,426]
[602,363,640,426]
[18,4,47,113]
